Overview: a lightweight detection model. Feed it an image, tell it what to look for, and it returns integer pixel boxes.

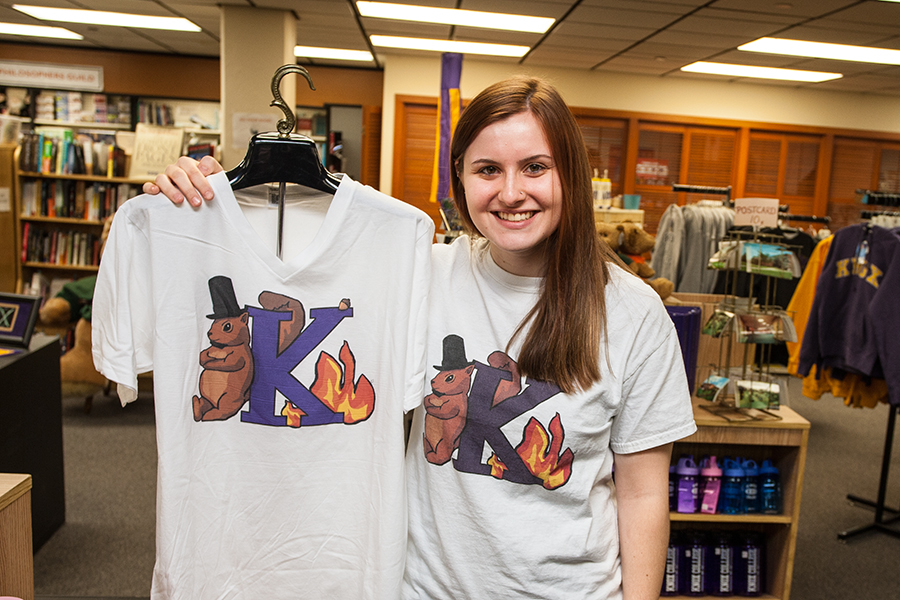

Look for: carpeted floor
[32,378,900,599]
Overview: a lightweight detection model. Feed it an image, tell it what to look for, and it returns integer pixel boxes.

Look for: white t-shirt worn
[93,172,433,600]
[403,236,696,600]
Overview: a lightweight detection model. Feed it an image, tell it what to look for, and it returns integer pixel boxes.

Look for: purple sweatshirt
[798,224,900,406]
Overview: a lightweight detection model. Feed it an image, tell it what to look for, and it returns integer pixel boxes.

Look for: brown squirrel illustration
[424,336,521,465]
[193,276,254,421]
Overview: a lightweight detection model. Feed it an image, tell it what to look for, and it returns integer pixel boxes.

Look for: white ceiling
[2,0,900,95]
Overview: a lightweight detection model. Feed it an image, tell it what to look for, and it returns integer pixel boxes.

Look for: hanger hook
[270,64,316,138]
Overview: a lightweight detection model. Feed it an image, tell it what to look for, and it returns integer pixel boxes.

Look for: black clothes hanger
[225,64,341,259]
[227,64,341,193]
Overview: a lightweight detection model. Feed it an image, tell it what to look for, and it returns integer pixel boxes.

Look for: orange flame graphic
[281,400,306,428]
[311,341,375,424]
[489,413,573,489]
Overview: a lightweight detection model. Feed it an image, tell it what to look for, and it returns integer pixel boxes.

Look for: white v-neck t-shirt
[93,172,433,599]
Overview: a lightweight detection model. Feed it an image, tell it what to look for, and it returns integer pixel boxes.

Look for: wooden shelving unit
[669,398,810,600]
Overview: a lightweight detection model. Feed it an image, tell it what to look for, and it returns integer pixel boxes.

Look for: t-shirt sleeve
[610,294,697,454]
[91,203,154,405]
[404,220,434,413]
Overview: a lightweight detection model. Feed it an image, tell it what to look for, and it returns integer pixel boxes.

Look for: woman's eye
[478,165,499,175]
[525,163,547,175]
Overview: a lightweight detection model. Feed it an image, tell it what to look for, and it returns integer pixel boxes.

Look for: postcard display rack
[670,229,810,600]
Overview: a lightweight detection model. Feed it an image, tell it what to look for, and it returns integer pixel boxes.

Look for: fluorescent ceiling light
[0,21,82,39]
[370,35,528,57]
[357,1,553,33]
[739,37,900,65]
[294,46,374,61]
[13,4,201,32]
[681,61,842,83]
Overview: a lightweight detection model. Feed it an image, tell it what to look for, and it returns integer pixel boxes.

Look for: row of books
[137,101,176,126]
[19,130,127,177]
[20,179,139,221]
[35,91,132,125]
[22,223,103,268]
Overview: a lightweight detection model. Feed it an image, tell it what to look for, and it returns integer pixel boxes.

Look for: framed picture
[0,293,41,349]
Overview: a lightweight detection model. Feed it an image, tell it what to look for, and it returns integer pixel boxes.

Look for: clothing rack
[672,184,732,204]
[779,214,831,224]
[861,209,900,219]
[857,189,900,206]
[838,405,900,541]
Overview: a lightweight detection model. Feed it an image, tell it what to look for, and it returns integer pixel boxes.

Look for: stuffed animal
[596,220,674,301]
[38,216,113,411]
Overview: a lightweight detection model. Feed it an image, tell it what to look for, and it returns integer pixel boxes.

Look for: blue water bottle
[676,455,700,514]
[741,459,760,513]
[720,458,745,515]
[760,459,782,514]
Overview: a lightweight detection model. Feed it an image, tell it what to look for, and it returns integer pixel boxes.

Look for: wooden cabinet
[12,149,145,295]
[671,399,809,600]
[0,473,34,600]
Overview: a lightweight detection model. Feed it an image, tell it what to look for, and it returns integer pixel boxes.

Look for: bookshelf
[12,147,145,300]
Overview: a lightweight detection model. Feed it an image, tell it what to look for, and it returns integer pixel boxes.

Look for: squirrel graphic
[193,276,254,421]
[423,335,521,465]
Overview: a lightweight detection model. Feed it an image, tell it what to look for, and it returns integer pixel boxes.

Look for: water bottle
[760,459,782,514]
[669,465,677,512]
[741,459,760,513]
[676,455,700,513]
[707,532,734,597]
[700,456,723,514]
[720,458,745,515]
[734,531,764,597]
[661,530,683,596]
[682,530,708,597]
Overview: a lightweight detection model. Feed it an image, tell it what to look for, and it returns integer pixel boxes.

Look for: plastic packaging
[676,455,700,513]
[720,458,745,515]
[741,459,760,513]
[700,455,723,514]
[759,459,782,514]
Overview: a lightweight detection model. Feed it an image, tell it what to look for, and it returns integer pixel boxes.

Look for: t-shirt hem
[611,421,697,454]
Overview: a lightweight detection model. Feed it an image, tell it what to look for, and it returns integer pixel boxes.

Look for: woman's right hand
[142,155,225,206]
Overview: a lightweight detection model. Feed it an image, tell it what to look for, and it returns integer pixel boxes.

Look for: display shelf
[671,399,809,600]
[32,119,131,130]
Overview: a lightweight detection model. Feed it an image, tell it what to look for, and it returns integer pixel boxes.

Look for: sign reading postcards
[733,197,779,228]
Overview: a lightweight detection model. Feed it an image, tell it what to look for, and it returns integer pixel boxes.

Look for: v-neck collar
[208,171,353,280]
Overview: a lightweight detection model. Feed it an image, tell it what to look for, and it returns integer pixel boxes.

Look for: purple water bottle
[700,456,723,514]
[676,455,700,514]
[707,532,734,596]
[720,458,745,515]
[661,530,683,596]
[669,464,677,511]
[734,531,764,597]
[683,530,708,597]
[742,459,760,513]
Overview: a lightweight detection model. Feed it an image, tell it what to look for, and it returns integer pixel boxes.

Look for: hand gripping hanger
[226,64,341,259]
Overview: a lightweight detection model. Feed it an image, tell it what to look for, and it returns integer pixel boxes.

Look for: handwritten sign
[734,197,780,228]
[129,124,185,179]
[0,60,103,92]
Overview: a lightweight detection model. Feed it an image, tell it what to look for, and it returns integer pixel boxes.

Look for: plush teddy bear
[596,220,674,301]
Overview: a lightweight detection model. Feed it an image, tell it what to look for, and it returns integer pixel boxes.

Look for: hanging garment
[798,224,900,407]
[93,172,434,600]
[650,203,684,284]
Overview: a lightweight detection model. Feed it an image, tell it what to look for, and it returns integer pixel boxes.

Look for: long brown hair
[450,76,619,394]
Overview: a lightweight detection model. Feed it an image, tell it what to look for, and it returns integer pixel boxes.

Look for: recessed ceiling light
[739,37,900,65]
[0,21,82,39]
[370,35,529,57]
[294,46,374,62]
[681,61,842,82]
[13,4,201,32]
[356,1,553,33]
